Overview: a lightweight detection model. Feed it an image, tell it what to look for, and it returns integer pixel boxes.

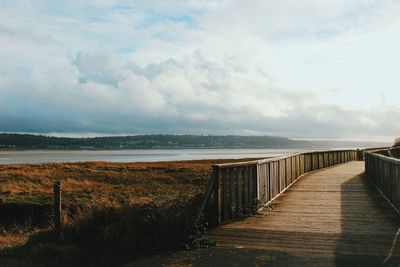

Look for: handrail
[365,151,400,164]
[213,148,359,168]
[199,148,360,227]
[363,147,392,153]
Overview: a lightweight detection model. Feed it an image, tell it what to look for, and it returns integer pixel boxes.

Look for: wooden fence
[202,149,358,226]
[365,147,400,211]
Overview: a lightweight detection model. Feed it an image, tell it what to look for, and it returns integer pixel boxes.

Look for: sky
[0,0,399,141]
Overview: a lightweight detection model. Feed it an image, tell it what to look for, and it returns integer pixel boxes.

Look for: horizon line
[0,132,393,143]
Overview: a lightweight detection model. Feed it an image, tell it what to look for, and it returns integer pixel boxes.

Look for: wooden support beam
[53,180,62,240]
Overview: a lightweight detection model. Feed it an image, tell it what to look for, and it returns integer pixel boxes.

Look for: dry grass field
[0,158,260,266]
[0,160,219,205]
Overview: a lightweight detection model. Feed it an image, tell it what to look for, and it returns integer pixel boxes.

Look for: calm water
[0,149,311,164]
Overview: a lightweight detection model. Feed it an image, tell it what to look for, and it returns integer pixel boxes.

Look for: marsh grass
[0,193,209,266]
[0,159,261,265]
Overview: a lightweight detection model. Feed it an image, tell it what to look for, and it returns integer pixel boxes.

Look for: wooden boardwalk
[210,161,400,265]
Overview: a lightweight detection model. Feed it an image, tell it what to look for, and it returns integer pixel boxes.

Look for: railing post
[213,167,222,226]
[356,149,363,161]
[53,180,62,240]
[256,164,260,202]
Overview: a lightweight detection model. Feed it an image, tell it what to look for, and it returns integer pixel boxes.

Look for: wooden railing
[201,149,358,226]
[365,147,400,211]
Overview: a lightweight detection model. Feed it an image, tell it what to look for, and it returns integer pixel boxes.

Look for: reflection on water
[0,149,310,164]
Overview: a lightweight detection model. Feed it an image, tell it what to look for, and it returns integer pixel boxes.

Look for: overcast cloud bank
[1,1,399,141]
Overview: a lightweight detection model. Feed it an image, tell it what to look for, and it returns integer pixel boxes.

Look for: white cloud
[0,1,400,141]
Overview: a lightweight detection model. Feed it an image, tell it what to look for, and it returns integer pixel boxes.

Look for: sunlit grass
[0,158,258,265]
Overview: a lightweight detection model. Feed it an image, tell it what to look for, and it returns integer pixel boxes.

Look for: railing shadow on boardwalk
[335,171,400,267]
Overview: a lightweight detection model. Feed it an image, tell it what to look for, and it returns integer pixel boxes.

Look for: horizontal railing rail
[365,148,400,211]
[200,149,359,226]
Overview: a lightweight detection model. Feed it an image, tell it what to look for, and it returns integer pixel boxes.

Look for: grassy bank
[0,158,258,266]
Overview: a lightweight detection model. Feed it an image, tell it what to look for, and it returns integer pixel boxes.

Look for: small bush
[394,138,400,147]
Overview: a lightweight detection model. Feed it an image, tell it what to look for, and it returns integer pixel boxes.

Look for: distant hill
[0,133,390,150]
